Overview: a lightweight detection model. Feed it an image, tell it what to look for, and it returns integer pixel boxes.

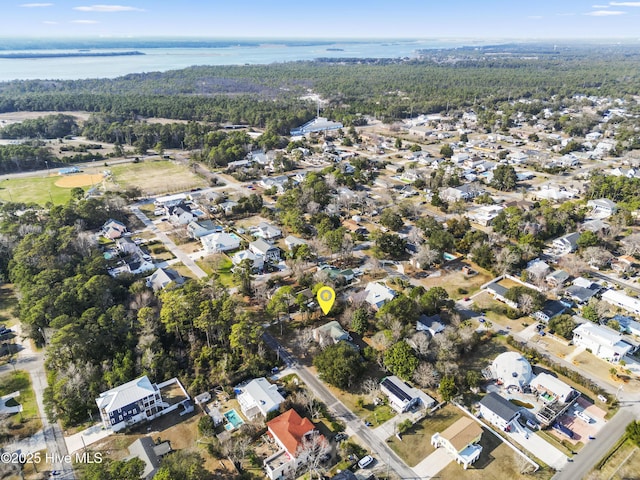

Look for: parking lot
[552,397,606,445]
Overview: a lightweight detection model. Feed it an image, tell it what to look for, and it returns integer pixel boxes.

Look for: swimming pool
[223,409,244,430]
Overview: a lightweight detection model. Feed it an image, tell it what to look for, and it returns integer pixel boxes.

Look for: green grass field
[0,159,207,206]
[0,175,74,205]
[0,370,42,439]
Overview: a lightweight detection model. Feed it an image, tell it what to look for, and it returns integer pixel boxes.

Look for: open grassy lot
[108,159,207,195]
[438,429,551,480]
[196,254,234,286]
[0,370,42,440]
[0,284,19,328]
[386,404,461,467]
[590,438,640,480]
[418,264,492,300]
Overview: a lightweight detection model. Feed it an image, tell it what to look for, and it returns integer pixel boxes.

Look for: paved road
[589,270,640,295]
[0,325,75,479]
[130,206,208,279]
[262,332,418,480]
[552,406,638,480]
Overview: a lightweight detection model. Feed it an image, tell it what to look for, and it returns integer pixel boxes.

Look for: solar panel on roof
[381,378,412,402]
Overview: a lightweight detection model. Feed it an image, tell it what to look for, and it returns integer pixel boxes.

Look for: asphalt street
[262,332,418,479]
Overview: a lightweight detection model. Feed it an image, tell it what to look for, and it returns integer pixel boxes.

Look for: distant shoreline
[0,51,145,59]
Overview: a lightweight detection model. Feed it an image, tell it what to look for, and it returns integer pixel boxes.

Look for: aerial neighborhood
[2,47,640,480]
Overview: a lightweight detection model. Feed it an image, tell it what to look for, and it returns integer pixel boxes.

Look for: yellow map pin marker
[317,286,336,315]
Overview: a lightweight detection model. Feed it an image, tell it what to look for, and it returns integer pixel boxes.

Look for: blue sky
[4,1,640,39]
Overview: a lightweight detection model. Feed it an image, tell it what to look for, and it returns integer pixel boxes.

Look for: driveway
[506,428,568,470]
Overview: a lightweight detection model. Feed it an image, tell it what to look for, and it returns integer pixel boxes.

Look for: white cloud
[71,19,99,24]
[73,4,144,12]
[609,2,640,6]
[585,9,626,15]
[20,3,53,7]
[42,20,58,24]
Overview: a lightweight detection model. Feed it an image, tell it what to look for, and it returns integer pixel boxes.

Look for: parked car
[357,455,374,469]
[334,432,348,443]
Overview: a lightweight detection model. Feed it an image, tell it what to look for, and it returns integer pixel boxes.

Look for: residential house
[526,259,550,281]
[364,282,396,310]
[484,281,518,309]
[146,268,185,292]
[154,193,187,209]
[614,315,640,337]
[249,239,280,262]
[187,220,221,239]
[237,378,285,420]
[546,270,570,288]
[479,392,522,431]
[125,252,155,275]
[284,235,308,251]
[260,176,289,194]
[312,321,352,347]
[380,375,435,413]
[264,409,323,480]
[601,289,640,316]
[231,249,264,271]
[612,255,638,274]
[572,322,633,363]
[215,200,239,215]
[565,285,599,305]
[126,437,172,480]
[530,373,576,404]
[552,232,580,255]
[587,198,617,217]
[490,352,533,390]
[431,417,483,470]
[255,222,282,240]
[416,314,445,337]
[168,203,197,225]
[116,236,138,255]
[102,219,127,240]
[96,376,164,432]
[581,219,609,234]
[533,300,566,323]
[201,232,240,254]
[440,184,482,202]
[468,205,504,226]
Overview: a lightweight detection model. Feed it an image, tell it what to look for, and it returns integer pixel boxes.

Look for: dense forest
[0,198,271,427]
[1,45,640,127]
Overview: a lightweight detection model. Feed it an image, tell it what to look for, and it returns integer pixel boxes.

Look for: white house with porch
[237,378,284,420]
[572,322,633,363]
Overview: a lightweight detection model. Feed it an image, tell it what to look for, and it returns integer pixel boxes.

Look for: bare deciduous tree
[296,432,331,479]
[410,332,431,357]
[413,361,439,388]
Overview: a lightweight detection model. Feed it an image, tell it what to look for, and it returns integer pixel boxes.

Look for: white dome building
[491,352,533,391]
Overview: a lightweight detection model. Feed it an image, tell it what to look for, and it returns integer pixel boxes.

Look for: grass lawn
[146,241,175,261]
[591,438,640,480]
[386,404,461,467]
[169,262,195,280]
[0,175,74,205]
[417,266,492,301]
[196,254,235,287]
[0,370,42,439]
[109,159,207,195]
[0,284,19,328]
[438,429,552,479]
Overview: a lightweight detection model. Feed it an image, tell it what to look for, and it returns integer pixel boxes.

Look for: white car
[357,455,374,469]
[575,410,592,423]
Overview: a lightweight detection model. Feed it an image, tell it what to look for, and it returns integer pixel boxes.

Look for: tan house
[431,417,483,469]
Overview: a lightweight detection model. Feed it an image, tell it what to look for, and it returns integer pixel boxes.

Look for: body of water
[0,39,475,82]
